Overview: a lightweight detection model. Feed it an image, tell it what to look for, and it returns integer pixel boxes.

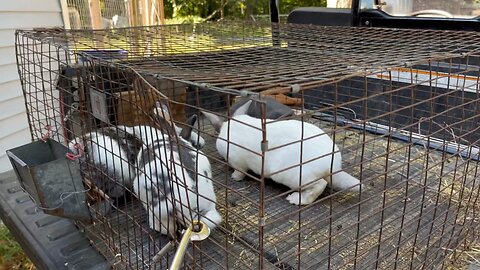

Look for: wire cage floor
[81,122,479,270]
[15,21,480,270]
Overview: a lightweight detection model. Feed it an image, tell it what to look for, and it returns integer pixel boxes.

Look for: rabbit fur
[68,102,219,235]
[67,101,206,199]
[229,96,294,119]
[67,124,181,199]
[68,126,143,198]
[203,100,361,205]
[133,114,221,236]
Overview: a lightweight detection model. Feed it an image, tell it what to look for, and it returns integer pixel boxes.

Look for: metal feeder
[6,138,91,221]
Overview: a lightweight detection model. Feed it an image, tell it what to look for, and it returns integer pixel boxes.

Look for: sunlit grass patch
[0,224,34,270]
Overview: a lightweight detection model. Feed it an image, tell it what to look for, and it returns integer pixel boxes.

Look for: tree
[162,0,327,20]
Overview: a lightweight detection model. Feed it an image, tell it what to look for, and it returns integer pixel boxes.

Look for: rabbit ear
[179,114,197,140]
[202,111,224,133]
[152,101,177,135]
[153,101,172,123]
[232,100,252,117]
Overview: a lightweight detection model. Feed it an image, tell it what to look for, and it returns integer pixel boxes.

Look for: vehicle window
[360,0,480,19]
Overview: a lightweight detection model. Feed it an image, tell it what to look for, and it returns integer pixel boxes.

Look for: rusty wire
[15,21,480,269]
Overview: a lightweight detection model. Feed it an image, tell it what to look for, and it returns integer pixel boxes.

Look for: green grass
[0,224,34,270]
[71,21,273,56]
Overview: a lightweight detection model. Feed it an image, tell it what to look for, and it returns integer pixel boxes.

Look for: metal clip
[290,84,301,93]
[261,140,269,152]
[258,217,266,226]
[66,143,83,161]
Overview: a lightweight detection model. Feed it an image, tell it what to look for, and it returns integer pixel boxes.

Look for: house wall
[0,1,66,172]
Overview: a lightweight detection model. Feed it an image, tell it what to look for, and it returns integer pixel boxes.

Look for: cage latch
[169,220,210,270]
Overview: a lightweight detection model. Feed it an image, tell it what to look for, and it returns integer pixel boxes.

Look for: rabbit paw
[286,180,327,205]
[286,192,302,205]
[286,191,316,205]
[231,170,245,181]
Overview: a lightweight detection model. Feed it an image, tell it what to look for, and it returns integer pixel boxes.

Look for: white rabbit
[229,96,294,119]
[133,113,221,236]
[203,101,361,205]
[68,126,143,198]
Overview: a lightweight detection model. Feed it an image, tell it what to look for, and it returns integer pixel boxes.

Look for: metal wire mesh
[67,0,129,29]
[15,21,480,269]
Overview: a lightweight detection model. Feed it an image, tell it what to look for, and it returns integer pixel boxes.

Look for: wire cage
[67,0,131,29]
[15,22,480,269]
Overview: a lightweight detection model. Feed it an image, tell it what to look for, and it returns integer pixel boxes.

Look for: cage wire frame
[66,0,166,30]
[67,0,131,29]
[15,21,480,269]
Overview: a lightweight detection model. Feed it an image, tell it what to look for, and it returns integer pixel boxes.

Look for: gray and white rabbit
[67,102,205,199]
[203,100,361,205]
[68,126,143,199]
[133,112,221,236]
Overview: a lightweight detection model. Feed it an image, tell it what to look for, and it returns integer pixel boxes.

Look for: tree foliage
[163,0,327,20]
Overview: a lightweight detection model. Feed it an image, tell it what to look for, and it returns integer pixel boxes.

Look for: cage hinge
[261,140,269,152]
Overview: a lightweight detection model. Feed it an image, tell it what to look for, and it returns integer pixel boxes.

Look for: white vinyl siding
[0,1,65,172]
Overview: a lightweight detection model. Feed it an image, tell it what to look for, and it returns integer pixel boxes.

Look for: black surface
[299,75,480,146]
[0,170,109,270]
[358,9,480,31]
[270,0,280,23]
[287,6,480,31]
[287,7,353,26]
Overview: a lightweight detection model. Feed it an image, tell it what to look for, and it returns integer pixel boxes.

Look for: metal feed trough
[13,21,480,270]
[6,138,90,220]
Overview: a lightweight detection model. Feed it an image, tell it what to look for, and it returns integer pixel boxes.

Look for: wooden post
[158,0,165,24]
[153,0,165,25]
[59,0,71,29]
[128,0,139,27]
[88,0,102,29]
[87,0,104,48]
[150,0,155,25]
[142,0,150,26]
